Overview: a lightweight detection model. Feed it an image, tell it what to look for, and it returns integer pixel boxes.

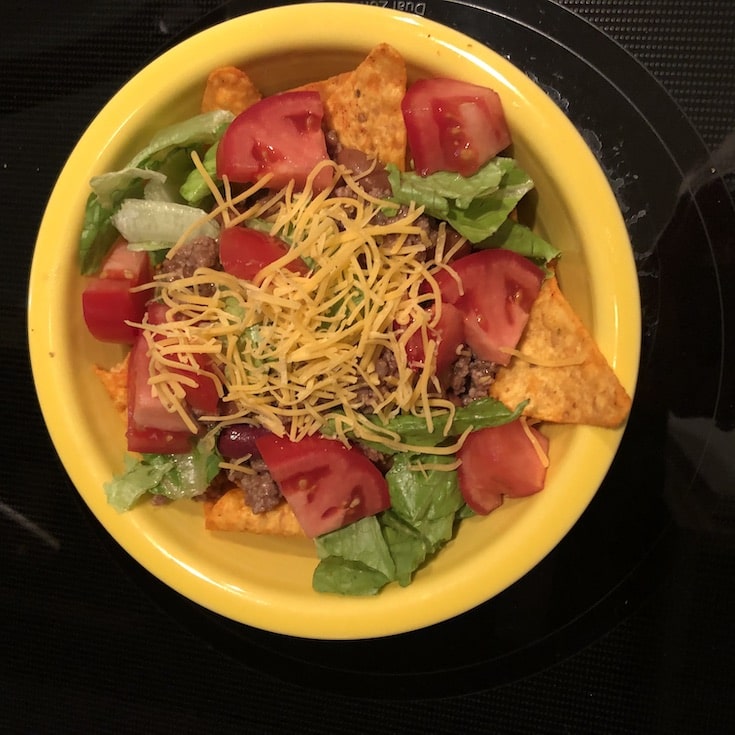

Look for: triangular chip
[204,488,303,536]
[489,276,632,427]
[201,65,262,115]
[93,354,129,424]
[293,43,408,169]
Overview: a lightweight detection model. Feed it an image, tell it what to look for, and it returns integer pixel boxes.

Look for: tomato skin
[126,335,193,454]
[143,302,220,414]
[99,236,151,282]
[82,238,152,343]
[457,419,549,514]
[434,249,543,366]
[126,420,193,454]
[402,78,512,177]
[216,90,331,192]
[255,433,390,538]
[82,278,148,343]
[179,355,220,414]
[128,334,192,434]
[404,302,465,379]
[219,226,309,282]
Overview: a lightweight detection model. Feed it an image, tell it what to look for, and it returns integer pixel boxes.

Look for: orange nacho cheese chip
[204,488,304,536]
[292,43,408,169]
[201,65,262,115]
[489,276,632,427]
[93,354,129,424]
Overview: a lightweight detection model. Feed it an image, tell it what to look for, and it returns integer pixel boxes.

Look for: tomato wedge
[82,238,152,343]
[404,302,465,379]
[144,302,220,414]
[457,419,549,514]
[402,78,512,177]
[126,421,193,455]
[98,236,151,281]
[219,226,309,282]
[82,278,148,344]
[128,334,193,434]
[434,249,544,366]
[255,433,390,538]
[217,90,332,192]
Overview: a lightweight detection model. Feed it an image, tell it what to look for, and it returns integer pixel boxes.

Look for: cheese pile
[143,159,468,450]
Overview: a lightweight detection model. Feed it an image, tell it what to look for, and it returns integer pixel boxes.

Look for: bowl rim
[27,2,641,639]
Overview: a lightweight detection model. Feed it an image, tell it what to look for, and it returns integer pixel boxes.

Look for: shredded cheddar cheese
[141,159,471,449]
[521,416,550,469]
[499,346,585,368]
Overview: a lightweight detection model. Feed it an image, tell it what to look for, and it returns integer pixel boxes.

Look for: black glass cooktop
[3,1,734,732]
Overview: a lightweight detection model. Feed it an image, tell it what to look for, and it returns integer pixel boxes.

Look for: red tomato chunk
[216,90,332,192]
[82,278,148,344]
[144,302,220,415]
[457,419,549,514]
[402,78,511,177]
[403,301,465,380]
[128,334,192,436]
[255,433,391,538]
[219,226,309,282]
[82,238,152,343]
[434,249,544,366]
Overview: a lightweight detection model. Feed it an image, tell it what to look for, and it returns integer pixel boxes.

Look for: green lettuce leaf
[311,453,469,595]
[79,110,233,275]
[179,140,220,204]
[387,157,535,243]
[477,218,561,262]
[325,396,528,454]
[126,110,233,169]
[313,515,396,594]
[312,557,391,596]
[104,438,221,512]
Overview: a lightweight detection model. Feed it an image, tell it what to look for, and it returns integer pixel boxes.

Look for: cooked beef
[196,471,231,503]
[357,442,394,474]
[354,347,400,409]
[159,235,220,281]
[447,349,497,405]
[228,458,283,513]
[335,146,392,195]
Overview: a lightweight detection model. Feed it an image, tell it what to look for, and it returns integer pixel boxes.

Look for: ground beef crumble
[227,458,283,513]
[158,235,220,295]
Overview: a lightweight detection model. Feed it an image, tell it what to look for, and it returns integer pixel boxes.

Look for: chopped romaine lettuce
[110,199,219,246]
[387,157,550,248]
[104,439,221,512]
[180,140,220,204]
[324,396,528,453]
[478,218,561,263]
[91,168,167,210]
[313,453,468,595]
[79,110,233,275]
[126,110,233,169]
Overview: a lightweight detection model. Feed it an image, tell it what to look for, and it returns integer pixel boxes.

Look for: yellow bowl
[27,3,640,639]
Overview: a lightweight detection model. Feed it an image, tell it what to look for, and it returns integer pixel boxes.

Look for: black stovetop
[3,1,734,732]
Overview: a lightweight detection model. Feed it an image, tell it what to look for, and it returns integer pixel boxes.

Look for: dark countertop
[3,1,734,732]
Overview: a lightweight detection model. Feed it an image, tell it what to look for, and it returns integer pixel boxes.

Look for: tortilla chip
[94,354,129,424]
[204,488,304,536]
[201,66,262,115]
[294,43,407,169]
[489,276,632,427]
